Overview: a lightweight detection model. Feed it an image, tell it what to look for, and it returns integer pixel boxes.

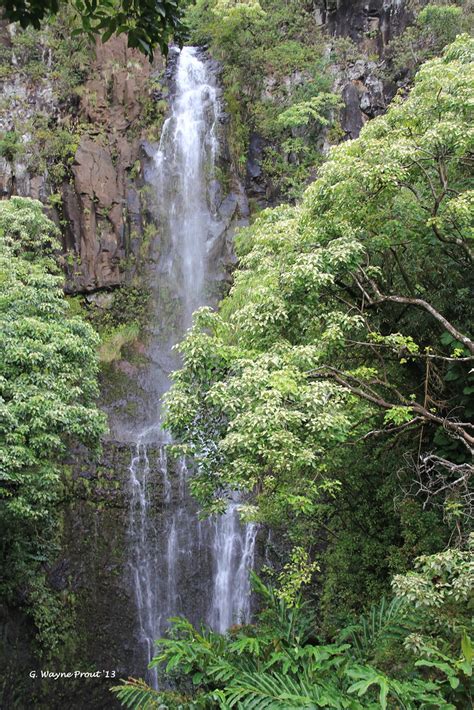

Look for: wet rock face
[325,1,410,141]
[336,59,387,139]
[1,442,144,710]
[60,37,157,292]
[323,0,411,140]
[62,442,140,678]
[67,138,123,290]
[246,132,272,207]
[323,0,411,52]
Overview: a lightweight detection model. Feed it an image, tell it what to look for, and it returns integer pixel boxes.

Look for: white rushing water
[153,45,219,327]
[127,47,256,688]
[210,503,258,632]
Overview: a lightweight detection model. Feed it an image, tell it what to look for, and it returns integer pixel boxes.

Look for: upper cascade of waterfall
[152,46,220,330]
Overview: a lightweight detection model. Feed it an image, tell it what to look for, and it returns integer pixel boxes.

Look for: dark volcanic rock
[324,0,412,53]
[341,81,366,139]
[246,132,271,205]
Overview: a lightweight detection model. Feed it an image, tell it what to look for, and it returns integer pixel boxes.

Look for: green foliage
[1,15,93,197]
[276,546,319,607]
[186,0,335,198]
[0,197,106,652]
[96,286,151,329]
[0,268,105,515]
[391,540,474,705]
[418,3,464,41]
[114,577,462,709]
[0,130,24,162]
[384,2,471,80]
[319,472,448,636]
[277,93,342,130]
[6,10,91,103]
[77,284,150,362]
[206,0,266,54]
[344,597,415,664]
[111,677,179,709]
[1,0,187,59]
[0,196,59,261]
[99,322,140,362]
[392,540,474,638]
[30,120,82,185]
[330,37,360,69]
[25,572,77,658]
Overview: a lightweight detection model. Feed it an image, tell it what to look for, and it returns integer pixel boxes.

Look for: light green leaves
[347,667,389,709]
[277,93,342,130]
[383,406,414,426]
[0,196,60,263]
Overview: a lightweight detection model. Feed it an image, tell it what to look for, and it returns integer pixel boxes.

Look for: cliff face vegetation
[0,1,473,709]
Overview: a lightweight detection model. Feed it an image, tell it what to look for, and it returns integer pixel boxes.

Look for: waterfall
[153,45,218,329]
[210,503,258,633]
[127,47,256,688]
[128,440,159,689]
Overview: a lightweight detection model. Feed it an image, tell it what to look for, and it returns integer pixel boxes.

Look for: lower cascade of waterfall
[129,445,257,687]
[210,503,258,633]
[126,46,257,687]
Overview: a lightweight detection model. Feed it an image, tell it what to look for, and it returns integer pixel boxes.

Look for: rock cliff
[327,0,412,139]
[0,24,161,292]
[322,0,411,50]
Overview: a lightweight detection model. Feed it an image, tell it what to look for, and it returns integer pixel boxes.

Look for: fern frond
[348,596,416,661]
[224,670,333,708]
[110,677,162,709]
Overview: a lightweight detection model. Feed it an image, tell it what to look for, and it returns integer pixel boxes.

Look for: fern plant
[343,596,416,662]
[111,578,453,709]
[110,677,165,709]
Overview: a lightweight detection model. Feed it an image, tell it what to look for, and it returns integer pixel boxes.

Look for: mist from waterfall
[127,47,256,688]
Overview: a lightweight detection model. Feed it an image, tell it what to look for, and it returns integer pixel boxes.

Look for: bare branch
[308,365,474,452]
[402,453,474,530]
[350,417,423,443]
[344,339,474,362]
[365,279,474,355]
